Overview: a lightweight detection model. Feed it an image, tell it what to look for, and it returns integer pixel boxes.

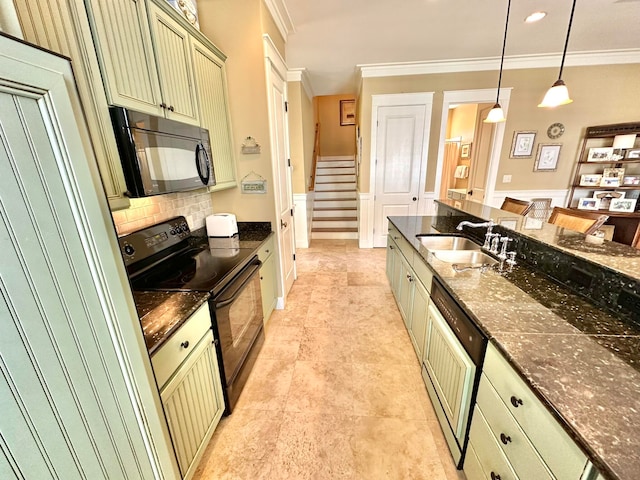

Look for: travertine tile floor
[193,239,466,479]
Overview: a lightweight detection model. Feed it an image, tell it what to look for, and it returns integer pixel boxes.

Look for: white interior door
[264,37,295,301]
[372,104,428,247]
[466,105,494,203]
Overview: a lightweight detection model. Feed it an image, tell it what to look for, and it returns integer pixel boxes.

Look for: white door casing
[433,88,512,208]
[264,35,296,302]
[370,93,433,248]
[0,36,178,478]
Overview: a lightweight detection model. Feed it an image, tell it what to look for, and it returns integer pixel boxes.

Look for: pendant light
[484,0,511,123]
[538,0,577,108]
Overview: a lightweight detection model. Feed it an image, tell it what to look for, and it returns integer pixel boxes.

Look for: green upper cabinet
[147,1,199,126]
[87,0,200,126]
[7,0,130,210]
[191,37,237,191]
[85,0,164,117]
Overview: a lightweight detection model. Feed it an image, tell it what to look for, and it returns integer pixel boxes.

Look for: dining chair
[547,207,609,235]
[500,197,534,216]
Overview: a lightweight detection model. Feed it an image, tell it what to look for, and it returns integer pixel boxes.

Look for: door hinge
[293,253,296,261]
[285,101,288,112]
[290,208,294,216]
[288,158,291,167]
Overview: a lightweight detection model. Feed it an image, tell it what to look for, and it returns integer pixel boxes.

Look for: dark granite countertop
[133,222,273,355]
[389,215,640,480]
[134,291,210,355]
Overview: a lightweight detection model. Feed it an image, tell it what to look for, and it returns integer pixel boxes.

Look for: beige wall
[287,81,315,193]
[198,0,276,222]
[448,103,478,142]
[358,63,640,195]
[317,94,356,157]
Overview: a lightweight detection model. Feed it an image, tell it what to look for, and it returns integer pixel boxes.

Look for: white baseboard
[491,189,570,209]
[358,192,374,248]
[293,193,313,248]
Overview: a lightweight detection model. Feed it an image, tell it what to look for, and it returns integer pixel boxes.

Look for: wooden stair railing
[309,123,320,191]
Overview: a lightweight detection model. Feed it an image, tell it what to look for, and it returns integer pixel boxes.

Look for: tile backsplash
[111,189,213,235]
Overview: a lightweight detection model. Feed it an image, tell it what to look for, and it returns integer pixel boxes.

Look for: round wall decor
[547,123,565,139]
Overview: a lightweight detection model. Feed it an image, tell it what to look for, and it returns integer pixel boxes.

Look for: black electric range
[120,216,266,414]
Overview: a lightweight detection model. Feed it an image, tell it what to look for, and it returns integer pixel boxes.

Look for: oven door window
[214,260,264,384]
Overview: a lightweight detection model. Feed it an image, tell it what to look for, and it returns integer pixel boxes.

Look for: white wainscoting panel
[293,193,313,248]
[421,192,438,216]
[358,192,374,248]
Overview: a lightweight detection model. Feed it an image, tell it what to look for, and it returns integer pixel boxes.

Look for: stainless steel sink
[431,250,498,266]
[418,235,481,251]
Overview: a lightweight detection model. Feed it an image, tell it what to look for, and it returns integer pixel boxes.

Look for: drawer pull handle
[389,245,394,250]
[180,341,190,349]
[406,274,413,282]
[500,433,512,445]
[265,249,270,254]
[490,473,501,480]
[510,396,523,408]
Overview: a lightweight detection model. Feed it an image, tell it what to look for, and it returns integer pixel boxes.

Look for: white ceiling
[281,0,640,96]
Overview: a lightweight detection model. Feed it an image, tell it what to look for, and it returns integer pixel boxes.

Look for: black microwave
[110,107,215,197]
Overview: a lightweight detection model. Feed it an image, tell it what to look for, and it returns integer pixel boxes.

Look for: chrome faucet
[456,220,494,231]
[456,219,495,250]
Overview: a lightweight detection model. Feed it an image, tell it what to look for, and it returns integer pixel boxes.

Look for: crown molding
[358,49,640,78]
[287,68,314,100]
[263,0,295,40]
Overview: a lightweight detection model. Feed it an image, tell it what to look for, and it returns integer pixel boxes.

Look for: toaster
[206,213,238,237]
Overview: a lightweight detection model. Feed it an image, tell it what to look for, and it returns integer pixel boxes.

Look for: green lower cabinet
[260,252,277,323]
[466,407,518,480]
[408,277,429,359]
[257,236,277,324]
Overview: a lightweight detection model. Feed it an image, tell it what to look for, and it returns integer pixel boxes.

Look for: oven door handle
[214,260,262,308]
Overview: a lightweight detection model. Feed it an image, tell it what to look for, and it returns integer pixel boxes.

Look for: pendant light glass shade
[538,79,573,107]
[484,0,511,123]
[484,103,506,123]
[539,0,577,108]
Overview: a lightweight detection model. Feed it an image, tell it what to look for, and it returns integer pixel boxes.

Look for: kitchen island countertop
[389,215,640,480]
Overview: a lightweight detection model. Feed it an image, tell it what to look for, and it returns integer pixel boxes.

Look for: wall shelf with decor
[567,122,640,248]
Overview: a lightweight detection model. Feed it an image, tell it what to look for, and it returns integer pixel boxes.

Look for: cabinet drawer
[483,344,588,479]
[258,235,275,263]
[476,375,553,480]
[388,229,414,265]
[468,407,518,480]
[151,303,212,388]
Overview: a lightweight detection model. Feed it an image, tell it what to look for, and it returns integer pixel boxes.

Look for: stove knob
[123,244,135,256]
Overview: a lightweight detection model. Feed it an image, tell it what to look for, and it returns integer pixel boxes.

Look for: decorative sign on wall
[240,171,267,194]
[241,136,261,154]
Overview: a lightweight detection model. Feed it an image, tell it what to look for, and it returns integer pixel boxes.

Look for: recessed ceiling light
[525,11,547,23]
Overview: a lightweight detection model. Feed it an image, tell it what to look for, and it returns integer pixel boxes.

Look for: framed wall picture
[534,144,561,171]
[609,198,637,213]
[461,142,472,158]
[510,131,536,158]
[340,99,355,126]
[622,175,640,186]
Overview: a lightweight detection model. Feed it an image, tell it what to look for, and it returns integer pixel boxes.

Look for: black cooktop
[121,216,256,296]
[130,243,255,295]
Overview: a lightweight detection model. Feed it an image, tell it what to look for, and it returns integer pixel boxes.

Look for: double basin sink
[417,235,498,268]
